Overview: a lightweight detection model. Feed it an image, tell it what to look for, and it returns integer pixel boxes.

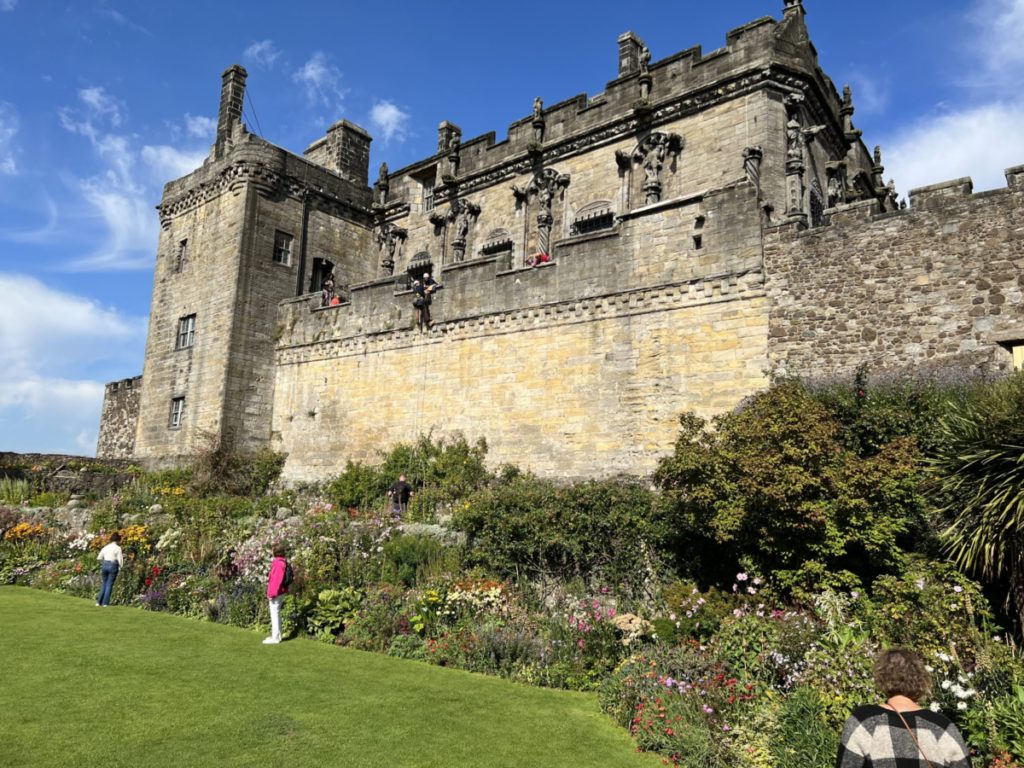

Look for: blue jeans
[97,561,119,606]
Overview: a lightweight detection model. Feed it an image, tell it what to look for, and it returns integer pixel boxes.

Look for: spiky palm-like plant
[932,371,1024,630]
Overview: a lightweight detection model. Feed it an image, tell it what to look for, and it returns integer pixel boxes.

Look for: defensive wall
[95,2,1024,483]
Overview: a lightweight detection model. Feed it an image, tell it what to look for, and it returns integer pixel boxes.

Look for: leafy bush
[381,535,452,588]
[931,371,1024,631]
[655,379,925,596]
[769,686,839,768]
[454,475,662,598]
[187,432,286,497]
[306,587,363,641]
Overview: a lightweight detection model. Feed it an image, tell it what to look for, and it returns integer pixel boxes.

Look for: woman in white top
[95,532,123,607]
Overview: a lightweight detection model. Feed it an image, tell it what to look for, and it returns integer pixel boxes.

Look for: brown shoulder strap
[892,710,934,768]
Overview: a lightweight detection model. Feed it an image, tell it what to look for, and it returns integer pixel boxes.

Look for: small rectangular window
[176,314,196,350]
[423,185,435,212]
[169,397,185,429]
[175,239,188,272]
[693,235,703,250]
[273,231,293,265]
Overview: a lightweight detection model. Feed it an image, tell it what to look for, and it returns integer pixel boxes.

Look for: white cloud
[0,0,16,11]
[293,52,346,112]
[59,86,207,270]
[184,113,216,139]
[0,101,18,174]
[0,273,146,454]
[885,102,1024,193]
[78,86,123,127]
[140,144,206,181]
[966,0,1024,88]
[245,39,281,69]
[846,72,889,116]
[881,0,1024,195]
[369,100,411,143]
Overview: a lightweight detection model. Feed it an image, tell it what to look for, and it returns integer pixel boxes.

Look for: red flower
[152,566,161,576]
[144,577,153,586]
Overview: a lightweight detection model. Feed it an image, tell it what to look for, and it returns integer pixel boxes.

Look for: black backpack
[281,560,294,590]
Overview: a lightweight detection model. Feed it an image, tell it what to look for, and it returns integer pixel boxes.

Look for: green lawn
[0,588,660,768]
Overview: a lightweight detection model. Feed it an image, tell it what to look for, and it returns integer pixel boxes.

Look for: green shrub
[27,491,69,508]
[454,474,662,598]
[386,633,427,660]
[325,460,387,512]
[306,587,363,641]
[769,686,839,768]
[655,379,925,597]
[931,371,1024,630]
[381,535,452,588]
[0,477,30,505]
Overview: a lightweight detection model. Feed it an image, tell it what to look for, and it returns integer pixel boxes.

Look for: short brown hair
[272,543,286,558]
[109,532,122,543]
[873,648,931,701]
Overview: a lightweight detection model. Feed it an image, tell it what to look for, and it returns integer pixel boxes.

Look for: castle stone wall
[765,166,1024,375]
[96,376,142,459]
[272,276,770,483]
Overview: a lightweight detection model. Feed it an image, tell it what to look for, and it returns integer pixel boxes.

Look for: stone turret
[214,65,247,160]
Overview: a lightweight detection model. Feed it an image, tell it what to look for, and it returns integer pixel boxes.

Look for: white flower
[929,702,941,712]
[937,652,952,663]
[915,578,926,590]
[736,572,749,581]
[925,665,934,673]
[941,680,953,690]
[953,585,963,593]
[957,701,967,711]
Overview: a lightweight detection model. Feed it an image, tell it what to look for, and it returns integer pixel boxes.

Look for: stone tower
[130,66,376,463]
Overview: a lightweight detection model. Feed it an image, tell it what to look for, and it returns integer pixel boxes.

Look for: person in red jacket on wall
[263,543,288,644]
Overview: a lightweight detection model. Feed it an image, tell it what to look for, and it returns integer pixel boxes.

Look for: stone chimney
[617,31,646,78]
[303,120,372,187]
[215,64,247,160]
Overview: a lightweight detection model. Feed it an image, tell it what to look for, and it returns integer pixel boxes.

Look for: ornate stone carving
[826,162,847,208]
[374,161,389,207]
[784,94,807,224]
[743,146,763,194]
[375,222,407,276]
[513,168,570,256]
[631,132,683,204]
[450,198,481,262]
[531,96,546,144]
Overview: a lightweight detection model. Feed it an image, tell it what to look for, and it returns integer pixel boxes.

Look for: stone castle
[96,1,1024,482]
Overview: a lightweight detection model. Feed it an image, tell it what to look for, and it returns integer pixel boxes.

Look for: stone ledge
[441,254,499,274]
[276,269,766,365]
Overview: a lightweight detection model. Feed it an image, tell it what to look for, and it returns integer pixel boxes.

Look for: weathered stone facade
[98,2,1024,482]
[96,376,142,459]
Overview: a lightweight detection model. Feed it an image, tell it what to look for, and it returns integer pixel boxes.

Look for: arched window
[571,200,615,236]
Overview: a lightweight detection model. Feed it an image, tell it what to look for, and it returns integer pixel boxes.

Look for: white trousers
[268,595,284,641]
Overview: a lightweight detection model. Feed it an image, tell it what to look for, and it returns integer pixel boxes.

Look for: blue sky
[1,0,1022,455]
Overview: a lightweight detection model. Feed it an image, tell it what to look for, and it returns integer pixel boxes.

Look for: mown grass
[0,588,660,768]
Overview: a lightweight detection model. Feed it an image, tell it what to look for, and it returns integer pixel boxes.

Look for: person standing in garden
[835,648,970,767]
[263,543,289,645]
[387,474,412,517]
[95,531,123,607]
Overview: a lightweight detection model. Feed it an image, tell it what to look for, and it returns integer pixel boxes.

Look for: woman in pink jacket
[263,543,289,644]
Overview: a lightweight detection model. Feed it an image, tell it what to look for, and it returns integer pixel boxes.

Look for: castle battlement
[97,2,1024,482]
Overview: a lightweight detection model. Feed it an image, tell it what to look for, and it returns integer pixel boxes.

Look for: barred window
[176,314,196,350]
[273,231,293,265]
[571,200,614,236]
[169,397,185,429]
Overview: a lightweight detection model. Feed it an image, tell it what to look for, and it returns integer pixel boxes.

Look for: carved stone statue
[533,97,543,120]
[639,45,651,75]
[531,97,545,143]
[450,199,480,262]
[512,168,570,259]
[375,222,406,277]
[786,118,803,161]
[374,161,390,206]
[827,174,843,208]
[631,132,683,205]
